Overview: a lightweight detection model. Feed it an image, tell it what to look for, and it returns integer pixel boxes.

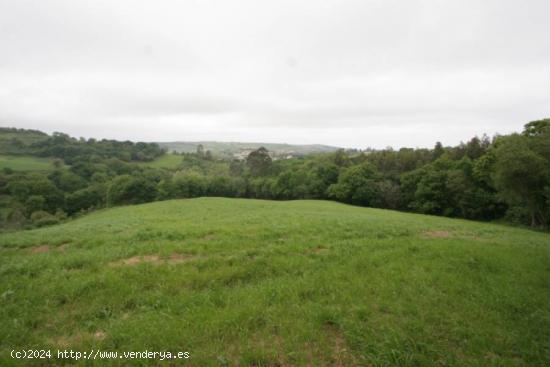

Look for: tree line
[0,119,548,230]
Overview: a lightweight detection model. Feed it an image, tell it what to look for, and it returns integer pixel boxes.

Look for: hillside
[0,127,49,155]
[1,198,548,366]
[157,141,341,158]
[0,154,59,172]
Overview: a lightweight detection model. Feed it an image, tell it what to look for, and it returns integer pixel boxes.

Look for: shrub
[30,210,59,227]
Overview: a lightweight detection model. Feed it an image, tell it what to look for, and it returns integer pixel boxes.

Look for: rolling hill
[0,198,549,366]
[157,141,341,158]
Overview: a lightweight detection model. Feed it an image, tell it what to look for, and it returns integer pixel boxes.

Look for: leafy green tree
[196,144,205,156]
[246,147,272,176]
[523,118,550,137]
[25,195,45,216]
[247,177,276,199]
[66,185,105,214]
[411,167,449,215]
[49,170,87,192]
[331,149,350,167]
[328,163,381,206]
[157,171,206,200]
[107,175,156,206]
[206,175,241,197]
[229,160,245,176]
[7,174,64,213]
[433,142,444,159]
[377,180,401,209]
[6,207,27,226]
[493,134,549,227]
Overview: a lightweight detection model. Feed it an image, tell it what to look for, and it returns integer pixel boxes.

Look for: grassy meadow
[0,155,57,172]
[0,198,549,366]
[137,154,183,169]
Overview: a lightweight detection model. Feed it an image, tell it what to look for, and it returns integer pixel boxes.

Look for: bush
[504,206,530,226]
[66,185,105,214]
[107,175,156,206]
[7,207,27,225]
[25,195,45,215]
[30,210,59,227]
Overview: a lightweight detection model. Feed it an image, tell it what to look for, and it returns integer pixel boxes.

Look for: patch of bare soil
[110,253,195,266]
[422,230,452,238]
[305,246,329,254]
[118,255,161,266]
[167,252,194,264]
[51,331,106,348]
[30,245,50,254]
[57,243,70,252]
[94,330,106,341]
[51,333,84,348]
[324,325,356,367]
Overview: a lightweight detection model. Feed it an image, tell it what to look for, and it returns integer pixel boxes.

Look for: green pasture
[0,198,548,366]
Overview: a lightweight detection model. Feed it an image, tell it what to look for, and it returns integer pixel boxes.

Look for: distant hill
[0,127,341,159]
[0,127,49,155]
[157,141,341,159]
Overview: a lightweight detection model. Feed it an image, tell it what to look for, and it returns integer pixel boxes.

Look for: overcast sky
[1,0,549,148]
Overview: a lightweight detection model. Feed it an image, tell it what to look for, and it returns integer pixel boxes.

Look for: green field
[0,155,57,171]
[137,154,183,169]
[1,198,549,366]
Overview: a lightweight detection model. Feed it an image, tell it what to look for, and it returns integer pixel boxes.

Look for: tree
[328,163,381,206]
[7,174,64,213]
[377,180,401,209]
[107,175,156,206]
[411,167,449,215]
[196,144,205,157]
[66,185,105,214]
[246,147,272,176]
[229,160,244,176]
[157,171,206,200]
[49,170,87,192]
[52,159,63,169]
[493,134,549,227]
[523,118,550,137]
[433,142,444,159]
[25,195,45,216]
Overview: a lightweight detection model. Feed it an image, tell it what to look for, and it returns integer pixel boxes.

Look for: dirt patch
[167,252,194,264]
[305,246,329,254]
[51,331,105,348]
[51,333,84,348]
[324,325,356,367]
[110,253,196,266]
[30,245,50,254]
[121,255,161,266]
[422,230,452,238]
[201,234,216,241]
[57,243,70,252]
[94,330,106,341]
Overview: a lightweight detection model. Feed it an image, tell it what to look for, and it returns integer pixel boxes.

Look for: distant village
[232,149,296,161]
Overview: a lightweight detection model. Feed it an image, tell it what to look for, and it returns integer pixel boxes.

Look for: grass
[0,155,57,171]
[0,198,549,366]
[137,154,183,169]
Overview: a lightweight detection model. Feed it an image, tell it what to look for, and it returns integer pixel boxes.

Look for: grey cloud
[0,0,549,148]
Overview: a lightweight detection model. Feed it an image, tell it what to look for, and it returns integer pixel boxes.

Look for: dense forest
[0,119,549,231]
